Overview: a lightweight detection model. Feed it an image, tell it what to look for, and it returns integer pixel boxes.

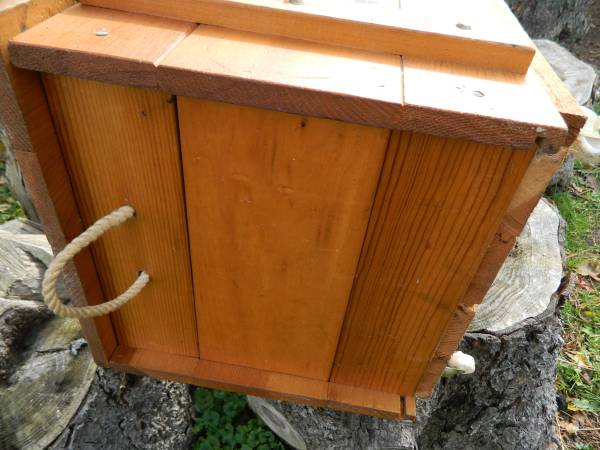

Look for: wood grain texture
[158,25,403,132]
[110,346,414,419]
[331,132,535,394]
[43,75,199,357]
[79,0,535,74]
[401,56,568,150]
[9,4,194,88]
[157,25,568,149]
[178,97,389,380]
[0,0,115,365]
[531,50,587,145]
[415,304,475,395]
[7,6,571,148]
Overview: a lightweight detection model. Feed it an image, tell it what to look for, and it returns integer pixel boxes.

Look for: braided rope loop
[42,205,150,318]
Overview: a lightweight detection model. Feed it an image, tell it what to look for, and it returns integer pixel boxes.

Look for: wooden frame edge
[110,346,415,420]
[0,0,117,365]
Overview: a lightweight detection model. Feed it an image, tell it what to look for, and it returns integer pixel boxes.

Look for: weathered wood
[332,132,535,395]
[0,0,116,366]
[43,75,199,356]
[178,97,388,380]
[78,0,536,74]
[8,4,194,88]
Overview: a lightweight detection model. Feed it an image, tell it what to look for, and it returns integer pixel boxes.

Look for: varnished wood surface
[79,0,535,74]
[110,346,415,419]
[401,56,568,149]
[8,6,571,148]
[43,75,199,357]
[414,41,588,396]
[178,97,389,380]
[331,132,535,394]
[158,25,403,131]
[0,0,115,364]
[9,4,194,87]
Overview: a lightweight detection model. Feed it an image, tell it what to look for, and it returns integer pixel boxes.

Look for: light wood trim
[109,346,415,419]
[79,0,535,74]
[0,0,116,365]
[531,50,586,144]
[8,4,195,88]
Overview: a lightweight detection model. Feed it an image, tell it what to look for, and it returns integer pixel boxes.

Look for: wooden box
[2,0,584,419]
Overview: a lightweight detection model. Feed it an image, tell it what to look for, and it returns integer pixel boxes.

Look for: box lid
[8,3,580,148]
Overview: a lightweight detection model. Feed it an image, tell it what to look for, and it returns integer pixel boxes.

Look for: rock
[505,0,591,41]
[249,198,565,450]
[48,368,194,450]
[534,39,597,105]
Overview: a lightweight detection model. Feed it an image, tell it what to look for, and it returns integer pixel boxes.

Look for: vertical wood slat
[43,75,199,357]
[178,98,389,380]
[332,131,535,393]
[0,0,116,364]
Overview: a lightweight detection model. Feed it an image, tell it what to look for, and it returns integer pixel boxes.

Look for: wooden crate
[1,0,585,419]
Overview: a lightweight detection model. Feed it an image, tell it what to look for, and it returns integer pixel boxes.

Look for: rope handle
[42,205,150,318]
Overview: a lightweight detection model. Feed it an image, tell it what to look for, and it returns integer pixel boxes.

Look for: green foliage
[556,284,600,413]
[550,162,600,269]
[550,161,600,420]
[192,388,284,450]
[593,101,600,116]
[0,159,25,224]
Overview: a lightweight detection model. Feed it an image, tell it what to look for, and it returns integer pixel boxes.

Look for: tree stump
[248,199,566,450]
[0,219,193,450]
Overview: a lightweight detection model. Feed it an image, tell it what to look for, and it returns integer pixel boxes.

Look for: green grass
[556,283,600,412]
[550,161,600,448]
[192,387,284,450]
[551,161,600,270]
[0,158,25,224]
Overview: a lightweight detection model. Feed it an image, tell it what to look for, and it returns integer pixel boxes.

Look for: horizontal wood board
[8,4,194,87]
[8,6,570,148]
[78,0,535,74]
[179,97,389,380]
[332,132,536,394]
[110,346,416,419]
[43,74,199,357]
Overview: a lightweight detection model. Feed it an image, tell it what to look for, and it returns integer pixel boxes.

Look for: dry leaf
[575,260,600,281]
[564,422,579,434]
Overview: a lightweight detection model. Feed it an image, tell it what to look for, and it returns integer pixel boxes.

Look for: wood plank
[158,25,403,131]
[413,49,587,394]
[178,97,389,380]
[401,56,568,150]
[0,0,115,365]
[8,7,570,148]
[79,0,535,74]
[331,132,535,394]
[109,346,413,419]
[9,4,194,88]
[43,74,199,357]
[158,26,566,148]
[531,50,587,144]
